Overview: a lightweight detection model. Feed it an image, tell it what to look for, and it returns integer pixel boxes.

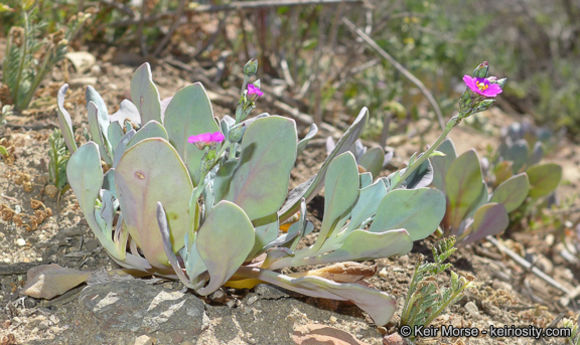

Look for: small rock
[38,320,51,330]
[464,301,479,318]
[44,185,58,199]
[209,289,226,303]
[383,333,405,345]
[16,238,26,247]
[246,294,259,306]
[254,284,288,299]
[378,267,388,279]
[134,335,153,345]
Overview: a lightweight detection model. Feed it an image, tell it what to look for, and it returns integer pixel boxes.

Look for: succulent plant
[430,138,530,244]
[56,62,446,325]
[486,121,562,196]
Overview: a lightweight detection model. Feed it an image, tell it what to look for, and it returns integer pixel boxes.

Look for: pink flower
[247,84,263,97]
[188,131,225,144]
[463,75,502,97]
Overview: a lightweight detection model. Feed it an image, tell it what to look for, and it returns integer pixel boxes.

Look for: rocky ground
[1,54,579,345]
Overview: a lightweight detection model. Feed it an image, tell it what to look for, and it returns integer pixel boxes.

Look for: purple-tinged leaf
[164,83,219,185]
[527,163,562,199]
[115,138,193,268]
[237,267,397,325]
[461,203,508,245]
[131,62,161,124]
[490,173,529,212]
[444,149,484,230]
[195,201,255,295]
[225,116,297,220]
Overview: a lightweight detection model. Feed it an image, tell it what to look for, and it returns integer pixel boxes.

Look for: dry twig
[341,17,445,130]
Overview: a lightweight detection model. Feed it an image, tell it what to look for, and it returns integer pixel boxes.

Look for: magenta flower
[247,84,263,97]
[188,131,225,144]
[463,75,502,97]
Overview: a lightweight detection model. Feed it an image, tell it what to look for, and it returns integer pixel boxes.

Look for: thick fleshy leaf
[21,264,90,299]
[490,173,529,213]
[278,108,368,222]
[401,159,433,189]
[529,142,544,166]
[115,138,194,268]
[157,203,199,289]
[164,83,219,184]
[67,142,121,259]
[109,99,141,126]
[131,62,161,124]
[297,123,318,154]
[56,84,77,153]
[359,172,373,188]
[225,116,297,220]
[107,121,124,156]
[346,180,388,232]
[444,149,484,230]
[249,218,279,257]
[311,152,359,251]
[126,120,168,148]
[492,160,514,187]
[358,147,384,178]
[318,229,413,264]
[527,163,562,198]
[461,203,508,245]
[195,201,255,295]
[238,267,397,325]
[430,138,456,191]
[267,198,308,250]
[112,129,136,168]
[87,101,112,164]
[86,86,109,136]
[369,188,445,241]
[501,139,529,173]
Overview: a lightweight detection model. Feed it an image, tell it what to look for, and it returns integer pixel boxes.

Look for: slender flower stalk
[395,62,505,189]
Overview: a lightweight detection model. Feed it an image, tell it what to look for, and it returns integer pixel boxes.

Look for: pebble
[246,295,259,306]
[464,301,479,318]
[134,335,153,345]
[378,267,388,279]
[16,238,26,247]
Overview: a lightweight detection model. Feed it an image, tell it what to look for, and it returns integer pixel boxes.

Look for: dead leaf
[289,262,377,283]
[292,324,372,345]
[21,264,91,299]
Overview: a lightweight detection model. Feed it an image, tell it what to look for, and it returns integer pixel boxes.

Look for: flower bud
[228,123,246,143]
[472,61,489,78]
[243,58,258,77]
[473,98,495,113]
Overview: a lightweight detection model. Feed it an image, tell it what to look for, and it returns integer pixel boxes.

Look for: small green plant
[1,0,87,111]
[561,317,580,345]
[48,129,70,196]
[399,236,470,339]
